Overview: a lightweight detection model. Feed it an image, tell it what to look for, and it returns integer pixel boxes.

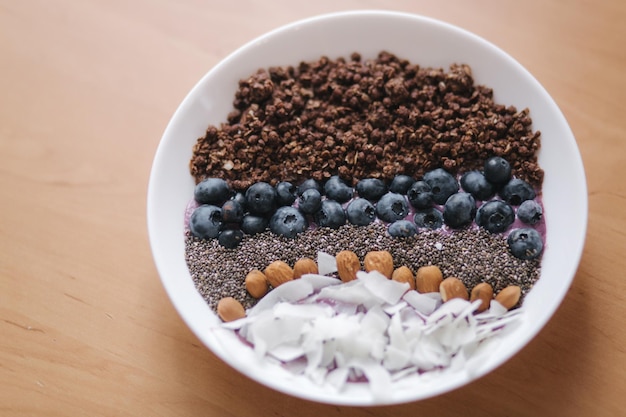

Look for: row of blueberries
[188,157,544,259]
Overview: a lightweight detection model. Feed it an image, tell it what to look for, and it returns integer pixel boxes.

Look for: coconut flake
[346,358,392,401]
[317,251,337,275]
[225,268,524,400]
[299,273,342,290]
[383,300,407,316]
[268,343,306,362]
[361,304,391,334]
[249,314,305,356]
[357,270,409,305]
[325,366,350,392]
[489,299,509,316]
[273,302,333,320]
[403,291,439,315]
[317,279,372,305]
[247,279,314,315]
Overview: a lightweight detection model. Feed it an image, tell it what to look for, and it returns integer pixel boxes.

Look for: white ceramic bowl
[147,10,587,405]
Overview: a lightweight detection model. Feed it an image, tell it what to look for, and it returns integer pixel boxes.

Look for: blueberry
[388,220,418,238]
[413,208,444,229]
[356,178,388,201]
[507,228,544,260]
[443,192,476,228]
[275,181,297,206]
[194,178,231,206]
[245,182,277,215]
[218,229,243,248]
[241,214,269,235]
[499,178,536,206]
[423,168,459,205]
[484,156,512,185]
[460,171,495,201]
[346,198,376,226]
[298,188,322,214]
[297,178,322,196]
[407,180,433,209]
[475,200,515,233]
[517,200,543,225]
[324,176,354,203]
[314,200,346,229]
[389,175,415,194]
[221,199,243,223]
[232,192,247,211]
[376,192,409,223]
[269,206,308,238]
[189,205,222,239]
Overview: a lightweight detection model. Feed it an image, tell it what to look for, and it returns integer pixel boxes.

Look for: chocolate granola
[189,51,543,191]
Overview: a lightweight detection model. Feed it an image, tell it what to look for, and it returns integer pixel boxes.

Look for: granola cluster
[190,51,543,191]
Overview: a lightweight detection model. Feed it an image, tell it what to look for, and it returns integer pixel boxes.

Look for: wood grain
[1,1,625,416]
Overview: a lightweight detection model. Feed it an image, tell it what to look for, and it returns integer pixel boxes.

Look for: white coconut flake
[273,302,333,320]
[347,358,392,401]
[317,251,337,275]
[220,314,257,330]
[268,343,306,362]
[489,299,509,316]
[357,270,409,305]
[361,304,390,334]
[249,314,305,357]
[299,273,342,290]
[317,279,372,305]
[325,367,350,392]
[382,300,407,316]
[226,269,525,400]
[403,290,439,315]
[247,279,314,315]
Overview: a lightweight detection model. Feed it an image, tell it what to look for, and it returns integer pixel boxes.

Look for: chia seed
[185,223,540,312]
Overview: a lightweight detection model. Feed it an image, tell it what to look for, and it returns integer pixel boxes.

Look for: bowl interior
[147,10,587,405]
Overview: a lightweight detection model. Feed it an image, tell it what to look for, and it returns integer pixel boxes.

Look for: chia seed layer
[185,223,540,312]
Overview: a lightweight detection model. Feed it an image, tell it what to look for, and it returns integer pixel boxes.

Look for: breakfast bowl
[147,10,587,405]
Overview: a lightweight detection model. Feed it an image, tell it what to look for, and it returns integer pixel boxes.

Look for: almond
[415,265,443,293]
[264,260,294,288]
[216,297,246,322]
[336,250,361,282]
[293,257,318,279]
[439,277,469,302]
[245,269,269,298]
[470,282,494,312]
[392,266,415,290]
[363,250,394,278]
[495,285,521,310]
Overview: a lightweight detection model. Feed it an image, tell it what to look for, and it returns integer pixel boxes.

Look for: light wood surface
[1,1,625,416]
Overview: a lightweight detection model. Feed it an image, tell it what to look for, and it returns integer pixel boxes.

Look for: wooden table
[2,1,624,416]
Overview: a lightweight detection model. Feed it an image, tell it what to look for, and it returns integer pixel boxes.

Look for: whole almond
[336,250,361,282]
[415,265,443,293]
[217,297,246,322]
[392,266,415,290]
[470,282,494,312]
[439,277,469,302]
[293,257,318,279]
[495,285,521,310]
[264,260,294,288]
[363,250,394,278]
[245,269,269,298]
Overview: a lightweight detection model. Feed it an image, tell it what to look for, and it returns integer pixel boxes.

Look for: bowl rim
[147,9,588,406]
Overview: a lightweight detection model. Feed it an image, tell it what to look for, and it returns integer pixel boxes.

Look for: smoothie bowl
[147,10,587,405]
